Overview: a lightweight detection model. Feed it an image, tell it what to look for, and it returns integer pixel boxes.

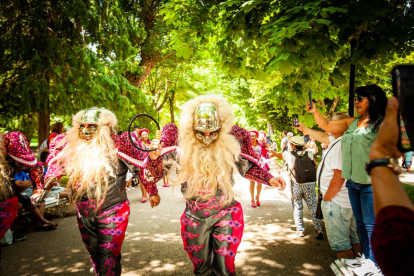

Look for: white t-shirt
[126,170,133,182]
[287,150,314,184]
[316,136,351,208]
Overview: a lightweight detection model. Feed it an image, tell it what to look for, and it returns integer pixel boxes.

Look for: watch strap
[365,158,397,175]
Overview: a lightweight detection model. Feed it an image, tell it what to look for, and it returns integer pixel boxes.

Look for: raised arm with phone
[307,85,387,265]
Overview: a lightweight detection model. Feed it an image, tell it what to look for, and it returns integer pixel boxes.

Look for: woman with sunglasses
[306,85,387,265]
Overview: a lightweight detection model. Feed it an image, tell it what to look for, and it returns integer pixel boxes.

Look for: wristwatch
[365,158,402,175]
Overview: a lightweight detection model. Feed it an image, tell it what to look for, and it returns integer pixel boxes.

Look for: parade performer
[0,132,48,270]
[258,131,270,159]
[161,95,286,275]
[45,107,163,276]
[160,123,179,187]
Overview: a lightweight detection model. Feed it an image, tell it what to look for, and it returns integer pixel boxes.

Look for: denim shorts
[321,200,360,251]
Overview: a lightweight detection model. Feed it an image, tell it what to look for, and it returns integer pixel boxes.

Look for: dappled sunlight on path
[2,163,335,275]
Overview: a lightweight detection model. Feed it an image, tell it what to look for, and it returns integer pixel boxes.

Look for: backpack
[291,151,317,183]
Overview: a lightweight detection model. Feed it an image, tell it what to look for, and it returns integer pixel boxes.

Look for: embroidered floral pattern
[212,234,240,244]
[212,206,241,218]
[4,132,36,166]
[104,257,116,276]
[190,256,205,265]
[98,216,127,224]
[99,228,124,237]
[181,231,200,239]
[215,219,242,229]
[184,244,205,253]
[215,247,236,258]
[139,157,163,196]
[160,123,179,147]
[181,217,200,227]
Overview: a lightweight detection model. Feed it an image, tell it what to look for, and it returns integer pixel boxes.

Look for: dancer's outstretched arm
[45,133,68,184]
[230,125,286,191]
[117,131,164,207]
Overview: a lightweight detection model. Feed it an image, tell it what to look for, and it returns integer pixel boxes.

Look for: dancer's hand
[30,190,42,205]
[44,177,59,191]
[269,177,286,191]
[149,193,161,208]
[149,142,162,160]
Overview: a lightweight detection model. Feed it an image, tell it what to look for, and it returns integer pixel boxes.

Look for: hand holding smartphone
[308,89,313,110]
[392,65,414,152]
[292,114,299,127]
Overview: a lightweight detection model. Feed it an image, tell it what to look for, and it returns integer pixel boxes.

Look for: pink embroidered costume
[45,108,163,276]
[0,132,45,270]
[161,95,285,276]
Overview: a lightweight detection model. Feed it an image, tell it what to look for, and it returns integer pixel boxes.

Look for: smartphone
[392,65,414,152]
[308,89,313,110]
[292,114,299,127]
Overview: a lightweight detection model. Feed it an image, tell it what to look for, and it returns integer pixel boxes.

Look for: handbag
[316,139,341,220]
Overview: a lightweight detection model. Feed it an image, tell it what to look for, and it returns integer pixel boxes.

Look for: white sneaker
[90,267,95,274]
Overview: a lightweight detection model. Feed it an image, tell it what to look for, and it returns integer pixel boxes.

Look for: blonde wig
[56,107,118,209]
[0,134,13,201]
[178,95,240,206]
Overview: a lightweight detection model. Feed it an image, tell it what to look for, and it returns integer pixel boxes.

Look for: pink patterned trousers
[181,198,244,276]
[76,200,130,276]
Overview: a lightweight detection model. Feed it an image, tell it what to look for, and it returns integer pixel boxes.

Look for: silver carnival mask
[79,108,100,141]
[194,103,220,147]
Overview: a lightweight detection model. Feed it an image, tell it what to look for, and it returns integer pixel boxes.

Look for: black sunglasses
[355,95,367,102]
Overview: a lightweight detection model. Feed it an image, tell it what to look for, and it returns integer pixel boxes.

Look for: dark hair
[117,131,123,135]
[40,151,49,163]
[51,122,64,134]
[283,131,287,135]
[355,85,387,132]
[294,145,304,151]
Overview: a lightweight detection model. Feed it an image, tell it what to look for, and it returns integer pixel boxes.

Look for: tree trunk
[267,122,274,136]
[37,110,50,150]
[169,90,175,123]
[327,96,340,119]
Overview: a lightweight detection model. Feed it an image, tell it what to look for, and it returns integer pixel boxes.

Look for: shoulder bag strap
[317,139,341,195]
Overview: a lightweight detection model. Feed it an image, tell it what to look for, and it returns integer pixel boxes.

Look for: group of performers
[0,95,286,276]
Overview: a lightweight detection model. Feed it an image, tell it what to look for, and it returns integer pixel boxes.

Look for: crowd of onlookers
[253,85,414,274]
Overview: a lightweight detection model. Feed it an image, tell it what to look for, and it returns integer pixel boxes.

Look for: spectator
[133,125,140,136]
[138,128,150,202]
[281,131,289,153]
[249,130,263,208]
[48,122,64,148]
[286,136,322,239]
[295,113,363,259]
[306,85,387,264]
[14,170,58,231]
[125,170,135,191]
[305,136,318,155]
[258,131,270,159]
[139,128,151,149]
[368,96,414,275]
[303,132,310,144]
[404,151,413,172]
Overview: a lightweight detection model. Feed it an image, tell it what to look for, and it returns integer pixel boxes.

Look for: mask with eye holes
[194,103,220,147]
[79,108,101,141]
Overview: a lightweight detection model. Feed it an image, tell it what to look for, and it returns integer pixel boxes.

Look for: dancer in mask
[161,95,286,275]
[45,107,163,276]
